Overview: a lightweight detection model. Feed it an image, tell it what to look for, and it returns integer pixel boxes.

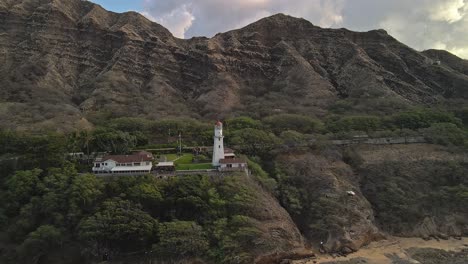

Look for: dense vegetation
[0,165,273,263]
[0,127,280,263]
[1,107,468,263]
[361,160,468,235]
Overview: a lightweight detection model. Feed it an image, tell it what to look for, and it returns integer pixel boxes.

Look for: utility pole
[178,132,182,156]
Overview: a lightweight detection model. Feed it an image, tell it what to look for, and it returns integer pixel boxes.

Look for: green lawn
[159,153,213,170]
[174,154,194,164]
[175,163,213,170]
[162,154,179,162]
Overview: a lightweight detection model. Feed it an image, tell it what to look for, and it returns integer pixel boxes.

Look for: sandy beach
[294,237,468,264]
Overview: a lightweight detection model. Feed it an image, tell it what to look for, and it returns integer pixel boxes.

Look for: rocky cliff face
[1,0,468,130]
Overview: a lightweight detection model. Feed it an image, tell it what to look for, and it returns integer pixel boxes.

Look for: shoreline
[295,237,468,264]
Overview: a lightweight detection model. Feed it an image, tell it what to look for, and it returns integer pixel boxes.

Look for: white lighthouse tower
[212,121,225,167]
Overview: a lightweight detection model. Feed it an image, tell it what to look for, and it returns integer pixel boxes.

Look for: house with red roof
[92,151,153,175]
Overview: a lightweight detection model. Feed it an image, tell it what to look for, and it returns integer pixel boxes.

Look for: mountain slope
[1,0,468,130]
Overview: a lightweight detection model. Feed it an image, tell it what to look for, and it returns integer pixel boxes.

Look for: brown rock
[1,0,468,130]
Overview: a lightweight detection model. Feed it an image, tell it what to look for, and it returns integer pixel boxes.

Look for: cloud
[140,0,468,58]
[141,1,194,38]
[142,0,346,37]
[429,0,465,23]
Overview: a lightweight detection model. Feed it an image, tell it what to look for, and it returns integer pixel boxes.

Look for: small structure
[224,148,236,159]
[92,151,153,176]
[156,161,175,172]
[219,158,247,172]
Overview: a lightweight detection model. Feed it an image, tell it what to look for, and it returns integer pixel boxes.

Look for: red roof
[219,158,246,164]
[101,151,153,163]
[215,120,223,126]
[224,148,235,153]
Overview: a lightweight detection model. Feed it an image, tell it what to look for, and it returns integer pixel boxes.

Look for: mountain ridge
[0,0,467,131]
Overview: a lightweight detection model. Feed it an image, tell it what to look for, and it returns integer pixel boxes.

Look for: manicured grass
[159,153,212,170]
[174,154,194,164]
[175,163,213,170]
[163,154,179,161]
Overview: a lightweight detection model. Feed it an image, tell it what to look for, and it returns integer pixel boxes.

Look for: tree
[5,169,42,213]
[208,216,261,263]
[38,165,77,223]
[78,198,158,254]
[422,123,468,146]
[68,174,104,219]
[390,109,462,130]
[326,115,382,133]
[263,114,323,134]
[91,128,137,154]
[280,130,307,146]
[225,117,262,130]
[127,177,163,208]
[153,221,208,258]
[108,117,150,132]
[19,225,63,263]
[230,128,280,156]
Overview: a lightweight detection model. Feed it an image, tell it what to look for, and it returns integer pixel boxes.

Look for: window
[219,145,221,148]
[134,163,141,166]
[95,163,100,168]
[227,164,233,168]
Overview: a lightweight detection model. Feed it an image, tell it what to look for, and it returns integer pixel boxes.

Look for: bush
[245,157,277,193]
[19,225,63,260]
[326,116,382,133]
[422,123,468,146]
[263,114,323,134]
[390,109,462,130]
[280,130,307,146]
[153,221,209,258]
[225,117,262,130]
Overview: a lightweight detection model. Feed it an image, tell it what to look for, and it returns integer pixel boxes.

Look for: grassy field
[162,154,180,161]
[175,163,213,170]
[159,153,213,170]
[174,154,194,164]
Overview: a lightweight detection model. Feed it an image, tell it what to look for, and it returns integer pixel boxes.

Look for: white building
[92,151,153,175]
[219,158,248,171]
[211,121,248,171]
[212,121,225,167]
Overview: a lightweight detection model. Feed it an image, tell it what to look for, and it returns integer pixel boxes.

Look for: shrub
[326,116,383,133]
[422,123,467,146]
[263,114,323,134]
[153,221,209,258]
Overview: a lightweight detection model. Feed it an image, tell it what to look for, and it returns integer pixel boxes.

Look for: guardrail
[330,136,426,145]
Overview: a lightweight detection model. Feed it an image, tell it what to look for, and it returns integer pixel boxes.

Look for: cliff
[1,0,468,130]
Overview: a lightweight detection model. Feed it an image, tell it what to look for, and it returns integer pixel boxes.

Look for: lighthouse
[212,121,225,167]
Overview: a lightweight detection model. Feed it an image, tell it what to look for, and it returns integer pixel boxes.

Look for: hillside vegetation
[1,109,468,263]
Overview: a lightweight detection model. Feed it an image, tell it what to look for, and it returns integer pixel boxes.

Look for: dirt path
[295,237,468,264]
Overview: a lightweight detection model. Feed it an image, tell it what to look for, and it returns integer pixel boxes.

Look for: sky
[91,0,468,59]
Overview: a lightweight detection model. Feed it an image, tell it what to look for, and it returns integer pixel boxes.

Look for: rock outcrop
[275,151,384,253]
[1,0,468,130]
[356,144,468,239]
